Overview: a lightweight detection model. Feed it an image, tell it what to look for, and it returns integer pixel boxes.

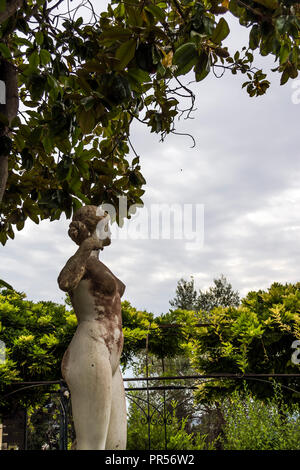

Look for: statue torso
[68,257,125,359]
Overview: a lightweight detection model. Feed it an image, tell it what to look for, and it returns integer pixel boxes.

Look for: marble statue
[58,205,127,450]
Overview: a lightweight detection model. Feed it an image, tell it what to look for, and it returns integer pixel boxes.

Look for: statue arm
[58,238,101,292]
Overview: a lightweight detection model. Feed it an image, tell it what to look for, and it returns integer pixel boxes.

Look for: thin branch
[212,64,226,79]
[171,0,186,20]
[46,0,65,14]
[128,137,140,161]
[236,0,265,19]
[174,76,196,109]
[171,130,196,148]
[128,110,148,126]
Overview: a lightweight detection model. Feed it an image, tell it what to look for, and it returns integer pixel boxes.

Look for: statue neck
[90,250,99,259]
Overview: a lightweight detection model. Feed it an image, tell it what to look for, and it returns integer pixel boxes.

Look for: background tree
[168,274,240,444]
[169,277,198,310]
[196,274,240,312]
[0,0,300,243]
[169,274,240,313]
[188,282,300,404]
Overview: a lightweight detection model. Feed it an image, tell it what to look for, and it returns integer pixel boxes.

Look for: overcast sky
[1,6,300,315]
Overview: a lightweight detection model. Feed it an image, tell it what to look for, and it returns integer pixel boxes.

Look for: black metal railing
[1,371,299,450]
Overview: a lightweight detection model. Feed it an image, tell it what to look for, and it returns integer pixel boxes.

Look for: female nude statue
[57,205,127,450]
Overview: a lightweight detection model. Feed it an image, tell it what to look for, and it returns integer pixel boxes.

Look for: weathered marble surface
[58,205,127,450]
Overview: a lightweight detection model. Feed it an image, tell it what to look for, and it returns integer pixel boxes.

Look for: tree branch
[0,60,18,203]
[236,0,266,20]
[0,0,24,25]
[171,0,186,20]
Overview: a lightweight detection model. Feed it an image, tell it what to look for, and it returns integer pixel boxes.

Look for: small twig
[47,0,66,14]
[171,0,186,20]
[212,64,226,79]
[171,130,196,148]
[128,137,140,161]
[236,0,264,18]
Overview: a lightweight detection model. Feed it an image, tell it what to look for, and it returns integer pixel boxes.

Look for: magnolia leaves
[173,42,197,76]
[248,17,300,86]
[1,0,300,246]
[173,18,230,79]
[211,18,230,44]
[115,39,137,70]
[0,136,12,156]
[104,8,231,82]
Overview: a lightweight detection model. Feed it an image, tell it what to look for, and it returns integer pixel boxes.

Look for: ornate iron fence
[1,371,299,450]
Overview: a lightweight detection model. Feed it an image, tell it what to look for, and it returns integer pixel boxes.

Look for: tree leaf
[35,31,44,46]
[127,68,151,91]
[28,51,40,70]
[100,27,132,43]
[211,18,230,44]
[78,107,95,134]
[40,49,51,65]
[254,0,278,9]
[0,42,11,58]
[83,60,107,73]
[42,134,53,154]
[173,43,197,75]
[115,39,137,69]
[145,4,166,23]
[0,0,6,13]
[280,69,289,85]
[249,24,260,50]
[276,16,289,35]
[195,52,210,82]
[279,43,290,65]
[10,116,21,128]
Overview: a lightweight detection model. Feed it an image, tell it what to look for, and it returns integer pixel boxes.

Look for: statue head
[68,205,111,249]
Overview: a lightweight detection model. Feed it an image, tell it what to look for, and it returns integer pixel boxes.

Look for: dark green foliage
[135,43,158,74]
[0,135,12,156]
[190,282,300,403]
[0,287,77,413]
[0,281,299,417]
[1,0,299,242]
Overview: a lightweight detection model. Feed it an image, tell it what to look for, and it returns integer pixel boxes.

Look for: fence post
[162,356,167,450]
[23,408,28,450]
[145,330,151,451]
[59,382,69,450]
